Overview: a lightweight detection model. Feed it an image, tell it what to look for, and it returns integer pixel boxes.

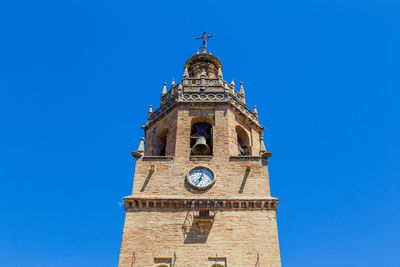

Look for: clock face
[186,167,215,189]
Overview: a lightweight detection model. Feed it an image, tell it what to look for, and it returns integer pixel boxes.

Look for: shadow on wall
[182,211,212,244]
[140,169,154,192]
[239,168,250,193]
[183,222,211,244]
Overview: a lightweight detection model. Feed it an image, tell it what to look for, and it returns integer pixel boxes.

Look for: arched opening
[153,128,169,156]
[190,121,212,155]
[211,264,225,267]
[236,125,250,156]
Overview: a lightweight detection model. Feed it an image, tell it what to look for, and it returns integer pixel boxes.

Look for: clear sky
[1,0,399,266]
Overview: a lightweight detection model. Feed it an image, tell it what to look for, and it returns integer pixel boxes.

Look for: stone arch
[191,114,213,126]
[153,127,169,156]
[236,125,251,156]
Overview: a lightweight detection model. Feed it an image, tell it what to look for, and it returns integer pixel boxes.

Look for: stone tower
[118,43,281,267]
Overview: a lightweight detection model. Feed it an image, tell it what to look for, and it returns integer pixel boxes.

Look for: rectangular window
[208,256,227,267]
[154,257,172,267]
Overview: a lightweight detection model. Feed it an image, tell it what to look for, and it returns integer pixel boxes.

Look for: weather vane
[196,32,214,48]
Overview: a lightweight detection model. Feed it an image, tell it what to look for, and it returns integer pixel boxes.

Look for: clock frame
[185,166,216,190]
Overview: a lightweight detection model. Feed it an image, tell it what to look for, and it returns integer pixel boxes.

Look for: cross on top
[196,32,214,48]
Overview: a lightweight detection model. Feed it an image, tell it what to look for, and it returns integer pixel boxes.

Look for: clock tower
[118,42,281,266]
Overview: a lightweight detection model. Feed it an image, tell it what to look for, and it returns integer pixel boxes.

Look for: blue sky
[1,0,399,266]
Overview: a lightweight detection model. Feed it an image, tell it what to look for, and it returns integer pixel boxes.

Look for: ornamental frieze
[145,83,260,128]
[124,197,278,211]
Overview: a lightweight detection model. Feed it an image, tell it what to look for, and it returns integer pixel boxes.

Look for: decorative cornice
[229,156,263,161]
[145,80,261,130]
[123,197,278,211]
[142,156,174,161]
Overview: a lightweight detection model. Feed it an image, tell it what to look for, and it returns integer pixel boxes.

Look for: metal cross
[196,32,214,48]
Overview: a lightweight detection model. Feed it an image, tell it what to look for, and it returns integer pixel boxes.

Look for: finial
[196,49,199,54]
[260,137,267,154]
[224,82,230,92]
[260,136,272,158]
[254,106,259,120]
[177,83,182,91]
[171,79,175,87]
[239,82,246,104]
[202,46,207,53]
[137,137,145,153]
[239,82,245,95]
[147,105,153,121]
[231,79,235,87]
[218,67,223,79]
[183,67,189,78]
[131,137,145,159]
[161,82,167,96]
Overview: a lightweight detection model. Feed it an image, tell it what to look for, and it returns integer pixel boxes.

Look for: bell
[192,136,210,155]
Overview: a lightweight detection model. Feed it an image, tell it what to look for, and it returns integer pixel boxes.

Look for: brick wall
[120,102,280,266]
[119,210,281,267]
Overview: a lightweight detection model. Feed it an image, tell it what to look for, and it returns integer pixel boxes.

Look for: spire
[171,78,175,87]
[177,83,182,91]
[218,67,223,79]
[224,82,229,91]
[231,79,235,87]
[239,82,246,104]
[183,67,189,78]
[161,82,167,96]
[147,105,153,121]
[137,137,145,153]
[239,82,245,95]
[260,136,272,158]
[260,137,267,154]
[253,105,259,120]
[131,137,145,159]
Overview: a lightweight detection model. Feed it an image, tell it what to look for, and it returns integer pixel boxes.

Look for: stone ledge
[189,155,213,161]
[142,156,174,161]
[229,156,262,161]
[124,197,278,211]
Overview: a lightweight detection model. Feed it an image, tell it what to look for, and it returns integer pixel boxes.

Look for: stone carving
[146,78,260,128]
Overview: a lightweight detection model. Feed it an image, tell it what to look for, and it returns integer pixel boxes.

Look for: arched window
[153,128,168,156]
[191,122,212,155]
[236,125,250,156]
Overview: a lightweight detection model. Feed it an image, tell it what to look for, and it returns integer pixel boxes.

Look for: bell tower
[118,40,281,266]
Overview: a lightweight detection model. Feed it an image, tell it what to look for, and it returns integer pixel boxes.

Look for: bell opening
[190,122,212,155]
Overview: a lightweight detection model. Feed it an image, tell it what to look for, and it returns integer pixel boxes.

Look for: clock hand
[195,174,204,185]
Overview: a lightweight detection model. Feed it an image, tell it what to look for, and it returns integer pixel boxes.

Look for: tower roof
[184,52,223,72]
